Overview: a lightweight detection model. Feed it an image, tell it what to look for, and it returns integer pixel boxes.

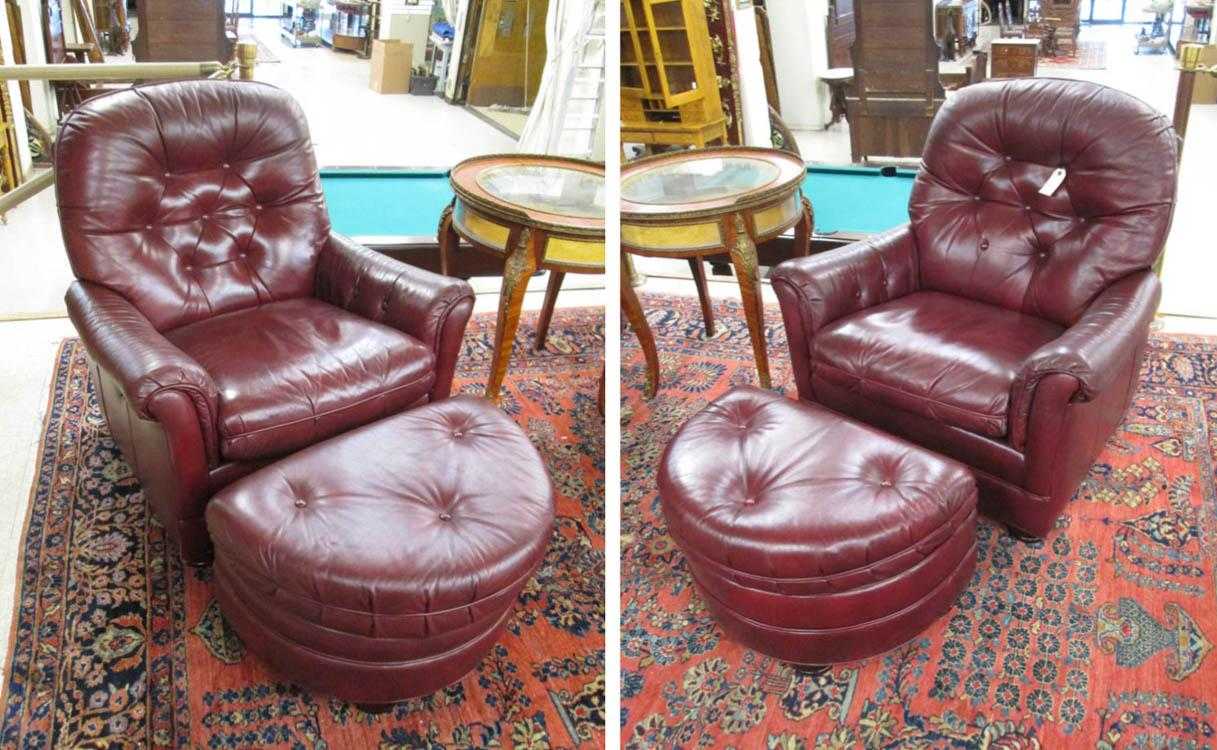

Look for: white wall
[766,0,831,130]
[1159,104,1217,318]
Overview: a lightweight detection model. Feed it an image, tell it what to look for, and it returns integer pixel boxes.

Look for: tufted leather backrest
[908,78,1177,327]
[56,80,330,331]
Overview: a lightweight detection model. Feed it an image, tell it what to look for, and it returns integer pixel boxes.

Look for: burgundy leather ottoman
[205,396,554,705]
[659,387,977,664]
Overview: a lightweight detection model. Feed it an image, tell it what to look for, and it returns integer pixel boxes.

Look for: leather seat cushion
[205,396,554,632]
[811,291,1063,438]
[166,298,436,461]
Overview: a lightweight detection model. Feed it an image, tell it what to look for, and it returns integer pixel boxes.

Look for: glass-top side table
[440,155,605,405]
[621,146,811,391]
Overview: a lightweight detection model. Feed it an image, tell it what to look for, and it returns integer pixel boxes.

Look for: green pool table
[318,163,917,273]
[800,164,916,241]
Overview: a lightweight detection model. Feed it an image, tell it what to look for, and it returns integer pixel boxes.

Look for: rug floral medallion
[0,307,605,749]
[621,293,1217,749]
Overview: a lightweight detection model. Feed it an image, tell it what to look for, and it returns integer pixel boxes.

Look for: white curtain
[517,0,602,157]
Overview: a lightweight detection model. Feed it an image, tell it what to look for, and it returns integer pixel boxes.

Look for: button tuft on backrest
[54,80,330,331]
[909,78,1178,326]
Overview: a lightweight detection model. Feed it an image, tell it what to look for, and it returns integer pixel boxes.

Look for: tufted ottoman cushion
[659,387,977,664]
[205,396,554,705]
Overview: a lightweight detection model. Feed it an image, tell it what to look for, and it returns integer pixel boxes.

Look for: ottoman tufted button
[879,480,894,488]
[294,498,306,508]
[438,512,453,521]
[979,238,990,251]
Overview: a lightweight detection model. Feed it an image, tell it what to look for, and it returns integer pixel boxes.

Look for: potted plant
[409,65,439,95]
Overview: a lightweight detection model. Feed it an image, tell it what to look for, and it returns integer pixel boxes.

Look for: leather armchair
[56,80,475,563]
[772,78,1178,537]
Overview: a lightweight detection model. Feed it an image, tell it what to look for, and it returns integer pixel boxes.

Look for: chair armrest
[771,225,920,400]
[1009,270,1161,447]
[315,232,476,400]
[65,280,220,464]
[771,224,920,335]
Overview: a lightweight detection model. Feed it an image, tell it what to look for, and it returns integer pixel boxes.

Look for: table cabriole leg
[725,213,772,390]
[794,196,814,257]
[486,227,541,405]
[533,270,564,351]
[621,254,660,398]
[688,256,716,337]
[437,199,458,278]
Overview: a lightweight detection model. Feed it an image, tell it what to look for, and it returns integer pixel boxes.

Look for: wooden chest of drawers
[990,38,1040,78]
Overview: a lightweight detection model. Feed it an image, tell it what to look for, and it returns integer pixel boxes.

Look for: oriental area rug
[621,293,1217,749]
[1,306,606,749]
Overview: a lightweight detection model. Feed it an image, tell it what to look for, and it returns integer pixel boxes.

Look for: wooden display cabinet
[319,0,375,56]
[621,0,726,149]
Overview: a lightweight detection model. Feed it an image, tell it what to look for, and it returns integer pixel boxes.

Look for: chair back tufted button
[908,78,1177,327]
[979,238,989,251]
[294,498,307,508]
[438,512,453,521]
[53,80,333,331]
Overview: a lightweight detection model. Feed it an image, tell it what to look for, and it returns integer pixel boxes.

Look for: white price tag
[1038,168,1067,197]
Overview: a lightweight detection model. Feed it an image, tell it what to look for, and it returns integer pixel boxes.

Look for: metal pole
[0,61,227,81]
[0,169,55,219]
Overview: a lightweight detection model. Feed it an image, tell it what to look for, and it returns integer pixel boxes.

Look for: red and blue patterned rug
[1,306,605,748]
[621,292,1217,748]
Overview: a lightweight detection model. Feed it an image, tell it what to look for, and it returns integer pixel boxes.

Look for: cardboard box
[370,40,414,94]
[1193,44,1217,105]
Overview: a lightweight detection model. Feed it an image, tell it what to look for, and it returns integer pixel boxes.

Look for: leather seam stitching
[673,501,975,586]
[214,551,543,619]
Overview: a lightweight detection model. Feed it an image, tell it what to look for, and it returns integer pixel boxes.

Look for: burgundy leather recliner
[772,78,1178,538]
[56,80,475,563]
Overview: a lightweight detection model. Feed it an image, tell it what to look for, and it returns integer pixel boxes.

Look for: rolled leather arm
[1009,270,1161,443]
[65,280,221,463]
[771,224,920,336]
[315,232,476,399]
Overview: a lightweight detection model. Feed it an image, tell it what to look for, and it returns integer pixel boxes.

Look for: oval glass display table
[439,155,605,405]
[621,147,811,391]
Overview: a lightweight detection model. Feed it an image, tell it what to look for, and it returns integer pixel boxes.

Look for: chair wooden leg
[486,228,541,405]
[724,214,771,390]
[621,255,659,398]
[533,270,564,352]
[687,257,716,337]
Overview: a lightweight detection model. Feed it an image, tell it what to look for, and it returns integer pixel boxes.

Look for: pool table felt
[319,165,915,243]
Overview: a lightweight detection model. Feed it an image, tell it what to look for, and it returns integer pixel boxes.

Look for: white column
[444,0,470,99]
[730,3,772,146]
[766,0,831,130]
